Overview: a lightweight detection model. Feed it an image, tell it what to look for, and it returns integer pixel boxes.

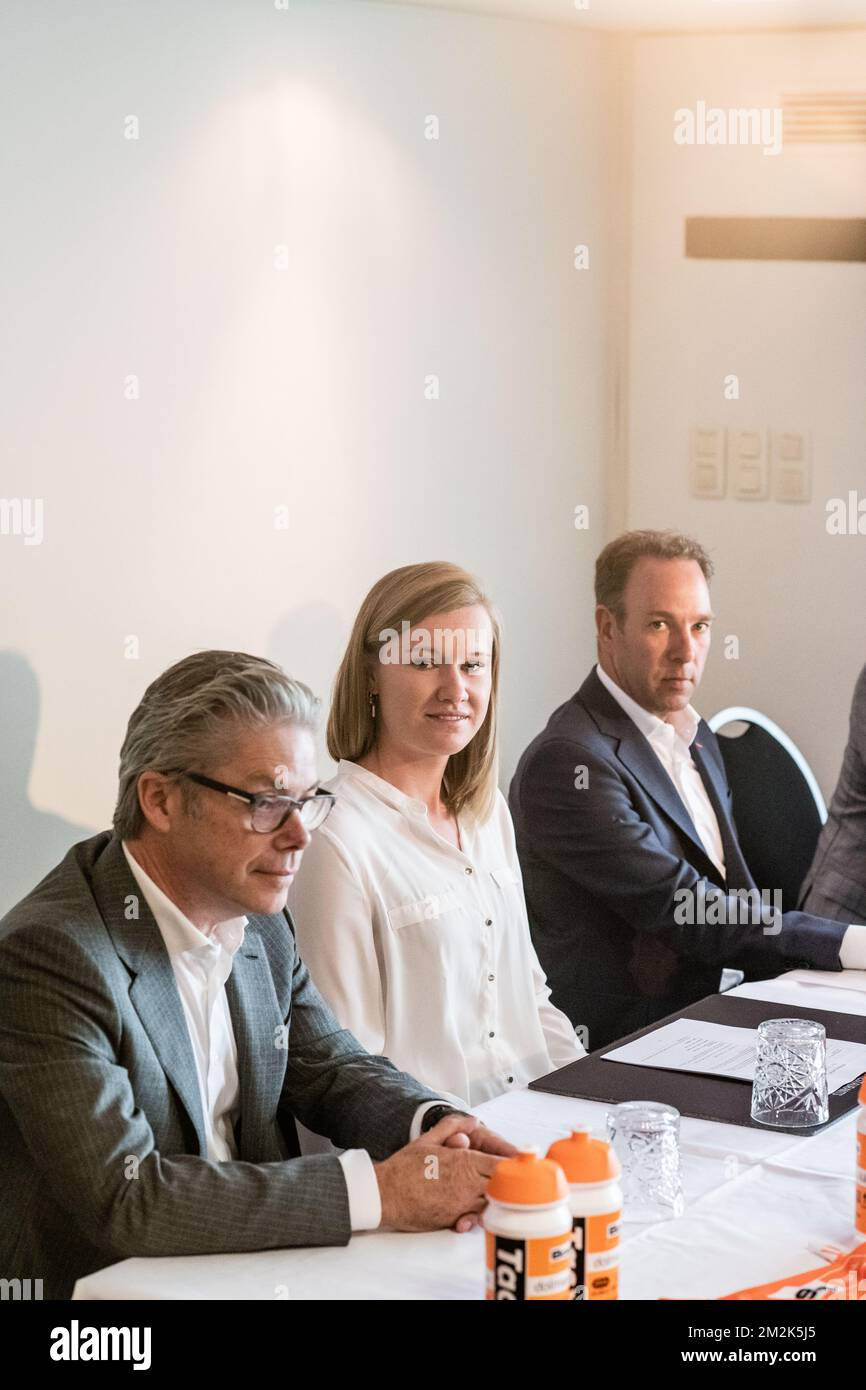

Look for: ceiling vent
[782,92,866,143]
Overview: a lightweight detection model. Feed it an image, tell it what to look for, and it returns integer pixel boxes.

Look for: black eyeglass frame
[182,772,336,832]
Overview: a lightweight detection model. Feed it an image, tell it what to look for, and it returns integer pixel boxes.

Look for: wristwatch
[419,1103,472,1133]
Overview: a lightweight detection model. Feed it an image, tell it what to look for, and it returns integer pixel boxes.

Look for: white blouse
[288,759,585,1109]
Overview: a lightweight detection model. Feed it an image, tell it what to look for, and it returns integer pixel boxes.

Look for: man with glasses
[0,650,513,1299]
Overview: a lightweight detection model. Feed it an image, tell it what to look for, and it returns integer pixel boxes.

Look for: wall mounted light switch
[690,426,725,498]
[730,429,769,500]
[772,431,811,502]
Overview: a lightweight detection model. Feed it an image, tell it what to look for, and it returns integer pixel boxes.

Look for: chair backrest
[707,706,827,913]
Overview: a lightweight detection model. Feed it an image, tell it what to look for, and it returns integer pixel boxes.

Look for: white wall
[628,29,866,796]
[0,0,622,911]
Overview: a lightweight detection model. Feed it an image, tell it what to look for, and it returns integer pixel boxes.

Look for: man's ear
[596,603,615,646]
[135,770,180,833]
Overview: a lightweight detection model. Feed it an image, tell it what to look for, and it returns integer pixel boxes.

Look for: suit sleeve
[799,661,866,922]
[517,736,847,973]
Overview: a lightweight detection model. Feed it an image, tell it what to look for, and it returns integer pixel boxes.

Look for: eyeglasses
[182,772,336,833]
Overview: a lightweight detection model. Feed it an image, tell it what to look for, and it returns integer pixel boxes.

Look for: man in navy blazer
[509,530,865,1052]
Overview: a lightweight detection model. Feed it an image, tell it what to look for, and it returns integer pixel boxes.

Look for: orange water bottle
[547,1128,622,1300]
[484,1149,573,1300]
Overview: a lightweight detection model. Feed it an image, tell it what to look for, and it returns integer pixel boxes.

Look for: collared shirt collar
[336,758,431,819]
[595,663,700,751]
[121,841,246,962]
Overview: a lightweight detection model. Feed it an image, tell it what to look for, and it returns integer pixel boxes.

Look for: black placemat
[529,991,866,1135]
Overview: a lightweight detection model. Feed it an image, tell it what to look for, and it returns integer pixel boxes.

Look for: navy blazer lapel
[224,922,287,1161]
[578,669,723,876]
[90,837,209,1157]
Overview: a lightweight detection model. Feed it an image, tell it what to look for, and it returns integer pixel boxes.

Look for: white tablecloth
[73,971,866,1300]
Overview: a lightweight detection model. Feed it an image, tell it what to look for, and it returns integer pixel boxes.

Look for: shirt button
[464,866,473,875]
[489,1031,495,1038]
[488,973,495,982]
[485,918,493,926]
[507,1076,514,1084]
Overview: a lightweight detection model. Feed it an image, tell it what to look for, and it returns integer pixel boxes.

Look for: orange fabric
[720,1241,866,1301]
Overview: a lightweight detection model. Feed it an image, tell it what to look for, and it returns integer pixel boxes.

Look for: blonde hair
[328,562,501,821]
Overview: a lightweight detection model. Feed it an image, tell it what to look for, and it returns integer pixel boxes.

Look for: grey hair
[113,650,320,841]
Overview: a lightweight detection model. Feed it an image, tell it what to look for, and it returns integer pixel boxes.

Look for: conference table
[73,970,866,1301]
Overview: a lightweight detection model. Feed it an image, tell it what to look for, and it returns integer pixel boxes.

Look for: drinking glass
[606,1101,684,1223]
[750,1018,829,1129]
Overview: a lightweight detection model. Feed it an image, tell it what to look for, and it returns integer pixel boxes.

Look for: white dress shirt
[287,762,585,1110]
[119,841,439,1231]
[594,665,866,970]
[596,663,726,877]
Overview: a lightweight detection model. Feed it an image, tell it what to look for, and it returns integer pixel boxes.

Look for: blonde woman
[288,562,584,1109]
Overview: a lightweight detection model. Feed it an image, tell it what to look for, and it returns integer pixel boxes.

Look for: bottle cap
[487,1148,568,1205]
[546,1129,621,1182]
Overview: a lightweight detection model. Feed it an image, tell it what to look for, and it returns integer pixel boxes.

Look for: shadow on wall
[267,602,348,785]
[0,651,94,918]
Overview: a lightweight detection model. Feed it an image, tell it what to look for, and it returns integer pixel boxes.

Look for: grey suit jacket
[801,661,866,923]
[0,833,441,1299]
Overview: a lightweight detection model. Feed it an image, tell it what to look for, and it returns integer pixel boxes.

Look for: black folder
[529,992,866,1135]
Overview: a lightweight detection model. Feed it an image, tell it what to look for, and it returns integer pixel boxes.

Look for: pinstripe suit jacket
[801,661,866,923]
[0,833,441,1299]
